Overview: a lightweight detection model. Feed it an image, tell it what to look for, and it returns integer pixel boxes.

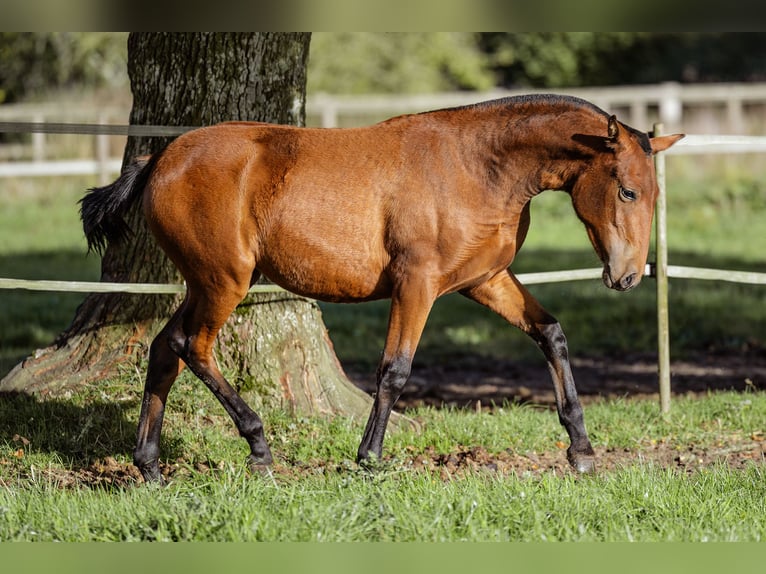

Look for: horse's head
[570,116,683,291]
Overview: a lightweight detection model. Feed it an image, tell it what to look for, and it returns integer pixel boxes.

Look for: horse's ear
[604,115,624,152]
[573,116,624,152]
[607,115,619,140]
[650,133,685,155]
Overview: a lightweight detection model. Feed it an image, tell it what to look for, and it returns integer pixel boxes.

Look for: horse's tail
[79,154,158,255]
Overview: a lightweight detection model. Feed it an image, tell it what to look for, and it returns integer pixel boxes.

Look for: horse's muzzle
[602,267,640,292]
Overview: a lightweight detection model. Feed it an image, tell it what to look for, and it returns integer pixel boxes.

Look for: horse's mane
[431,94,652,154]
[424,93,607,121]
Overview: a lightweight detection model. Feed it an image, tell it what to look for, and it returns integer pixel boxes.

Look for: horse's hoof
[357,452,388,472]
[568,451,597,474]
[138,465,166,485]
[247,453,273,476]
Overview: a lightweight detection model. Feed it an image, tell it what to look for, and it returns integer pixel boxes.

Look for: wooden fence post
[653,122,672,417]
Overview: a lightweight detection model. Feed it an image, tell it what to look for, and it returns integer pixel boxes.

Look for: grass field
[1,367,765,541]
[0,156,765,541]
[0,177,100,375]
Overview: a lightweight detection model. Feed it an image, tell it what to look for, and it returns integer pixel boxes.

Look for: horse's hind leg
[133,303,187,482]
[170,282,273,472]
[357,278,434,463]
[461,269,596,473]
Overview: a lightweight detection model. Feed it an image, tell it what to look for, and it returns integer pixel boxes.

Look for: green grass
[0,177,100,374]
[2,463,765,542]
[1,370,766,541]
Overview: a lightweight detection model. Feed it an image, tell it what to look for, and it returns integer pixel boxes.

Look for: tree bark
[0,33,374,419]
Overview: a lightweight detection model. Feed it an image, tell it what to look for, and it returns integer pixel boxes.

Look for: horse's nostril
[621,273,636,290]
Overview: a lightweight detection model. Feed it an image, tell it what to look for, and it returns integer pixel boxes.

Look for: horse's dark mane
[427,93,608,118]
[426,93,652,154]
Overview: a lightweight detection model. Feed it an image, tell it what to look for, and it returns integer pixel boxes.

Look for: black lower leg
[238,407,273,467]
[133,334,183,483]
[357,354,411,462]
[167,322,275,470]
[188,359,273,468]
[537,321,595,473]
[133,397,165,483]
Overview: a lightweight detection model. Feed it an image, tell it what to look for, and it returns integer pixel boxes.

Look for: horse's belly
[254,185,394,301]
[258,248,392,303]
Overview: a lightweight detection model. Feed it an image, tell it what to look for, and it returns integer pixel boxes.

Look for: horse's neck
[461,120,595,200]
[495,110,604,195]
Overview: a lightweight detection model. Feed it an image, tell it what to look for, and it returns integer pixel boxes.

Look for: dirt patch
[415,438,766,479]
[25,433,764,489]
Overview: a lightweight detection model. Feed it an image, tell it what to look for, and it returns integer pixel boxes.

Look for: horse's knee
[537,320,569,361]
[377,355,412,396]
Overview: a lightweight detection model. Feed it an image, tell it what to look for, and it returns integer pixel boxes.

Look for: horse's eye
[619,187,637,202]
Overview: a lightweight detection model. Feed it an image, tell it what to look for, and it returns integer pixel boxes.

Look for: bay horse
[80,94,683,482]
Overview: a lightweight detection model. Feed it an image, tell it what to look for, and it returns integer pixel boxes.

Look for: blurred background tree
[0,32,127,104]
[306,32,766,94]
[478,32,766,88]
[4,33,766,106]
[307,32,495,93]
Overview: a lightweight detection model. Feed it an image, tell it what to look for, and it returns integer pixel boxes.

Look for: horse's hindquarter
[143,126,266,292]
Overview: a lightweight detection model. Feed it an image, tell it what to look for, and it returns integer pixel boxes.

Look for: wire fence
[1,119,765,413]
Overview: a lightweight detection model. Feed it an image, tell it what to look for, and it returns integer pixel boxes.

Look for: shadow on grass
[0,390,189,468]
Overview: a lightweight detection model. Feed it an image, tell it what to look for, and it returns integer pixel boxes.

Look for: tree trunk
[0,33,374,419]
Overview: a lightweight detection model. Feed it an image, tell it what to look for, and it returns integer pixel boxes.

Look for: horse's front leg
[461,269,596,473]
[357,277,435,464]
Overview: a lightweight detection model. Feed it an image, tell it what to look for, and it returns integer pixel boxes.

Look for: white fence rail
[0,158,122,178]
[666,134,766,155]
[307,82,766,134]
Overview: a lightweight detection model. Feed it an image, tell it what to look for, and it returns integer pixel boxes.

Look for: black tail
[79,155,157,254]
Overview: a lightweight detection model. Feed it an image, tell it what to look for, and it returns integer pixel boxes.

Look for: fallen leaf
[12,434,30,446]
